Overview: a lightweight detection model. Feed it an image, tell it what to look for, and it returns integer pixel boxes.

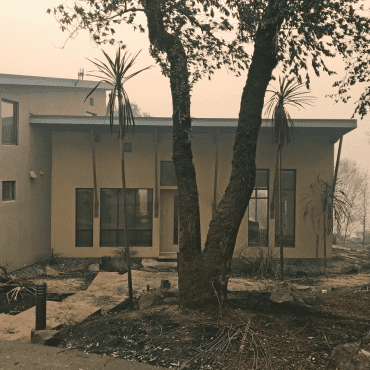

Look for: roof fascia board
[29,115,357,130]
[0,74,113,90]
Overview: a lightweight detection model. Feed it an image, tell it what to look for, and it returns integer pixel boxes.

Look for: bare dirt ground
[2,243,370,369]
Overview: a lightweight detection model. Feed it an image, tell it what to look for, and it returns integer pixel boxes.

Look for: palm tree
[85,46,151,308]
[302,174,351,267]
[264,76,315,280]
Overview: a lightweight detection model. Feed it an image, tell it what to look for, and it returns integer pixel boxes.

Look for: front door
[160,189,179,253]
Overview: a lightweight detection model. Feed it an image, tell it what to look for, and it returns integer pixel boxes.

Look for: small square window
[124,143,132,152]
[2,181,15,201]
[90,98,94,106]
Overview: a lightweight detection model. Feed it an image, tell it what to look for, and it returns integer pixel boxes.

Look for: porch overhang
[29,115,356,144]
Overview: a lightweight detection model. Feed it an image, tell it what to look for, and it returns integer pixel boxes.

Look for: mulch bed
[2,247,370,369]
[48,287,370,369]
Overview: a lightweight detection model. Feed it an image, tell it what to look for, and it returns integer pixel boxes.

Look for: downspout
[154,129,159,218]
[212,129,219,217]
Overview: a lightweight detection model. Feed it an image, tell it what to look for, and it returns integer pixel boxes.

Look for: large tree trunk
[145,0,284,309]
[193,15,284,308]
[144,0,202,307]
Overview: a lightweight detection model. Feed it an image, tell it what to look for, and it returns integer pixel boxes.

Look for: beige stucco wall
[0,85,106,271]
[51,128,333,260]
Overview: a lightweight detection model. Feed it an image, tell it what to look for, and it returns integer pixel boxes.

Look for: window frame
[100,188,153,247]
[75,188,94,247]
[1,99,19,146]
[2,181,16,201]
[274,169,296,248]
[248,169,269,247]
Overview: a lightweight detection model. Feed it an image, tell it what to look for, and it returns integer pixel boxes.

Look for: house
[0,74,357,271]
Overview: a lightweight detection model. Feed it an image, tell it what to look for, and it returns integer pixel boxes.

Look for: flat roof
[29,115,357,144]
[0,73,113,90]
[29,115,357,129]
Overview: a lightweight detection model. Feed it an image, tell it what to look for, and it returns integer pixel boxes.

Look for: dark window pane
[275,170,295,190]
[101,229,118,246]
[101,189,118,229]
[2,100,17,145]
[275,171,296,248]
[2,181,15,201]
[161,161,177,186]
[76,189,93,247]
[100,188,153,247]
[255,170,268,188]
[249,170,269,247]
[76,230,93,247]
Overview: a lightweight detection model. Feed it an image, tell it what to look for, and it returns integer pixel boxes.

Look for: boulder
[31,329,59,345]
[332,341,370,370]
[43,266,60,277]
[141,259,177,271]
[270,282,308,307]
[138,289,164,310]
[87,263,100,272]
[341,264,360,274]
[131,263,141,270]
[100,256,127,272]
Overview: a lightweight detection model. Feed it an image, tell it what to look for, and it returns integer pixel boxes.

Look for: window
[248,170,269,247]
[160,161,177,186]
[2,181,15,201]
[100,188,153,246]
[2,99,18,145]
[274,170,296,248]
[90,97,94,106]
[76,189,93,247]
[124,143,132,152]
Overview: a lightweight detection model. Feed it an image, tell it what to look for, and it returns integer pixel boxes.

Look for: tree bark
[145,0,284,308]
[195,15,285,307]
[144,0,202,307]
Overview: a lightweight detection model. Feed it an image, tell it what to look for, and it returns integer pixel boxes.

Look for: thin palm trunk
[120,140,133,308]
[279,146,284,280]
[323,216,327,267]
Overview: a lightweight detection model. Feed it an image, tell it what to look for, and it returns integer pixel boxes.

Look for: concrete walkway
[0,339,164,369]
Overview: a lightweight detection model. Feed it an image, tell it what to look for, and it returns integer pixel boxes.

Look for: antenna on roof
[78,68,84,81]
[74,68,84,86]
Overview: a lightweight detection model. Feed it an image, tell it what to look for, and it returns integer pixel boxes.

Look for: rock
[87,263,100,272]
[131,263,141,270]
[101,256,127,272]
[31,329,59,345]
[160,280,171,290]
[71,261,90,271]
[141,259,177,271]
[270,282,308,307]
[44,266,60,277]
[138,289,164,310]
[341,264,360,274]
[332,341,370,370]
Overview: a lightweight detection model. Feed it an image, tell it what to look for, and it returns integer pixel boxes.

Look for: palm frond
[85,47,151,141]
[264,75,316,147]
